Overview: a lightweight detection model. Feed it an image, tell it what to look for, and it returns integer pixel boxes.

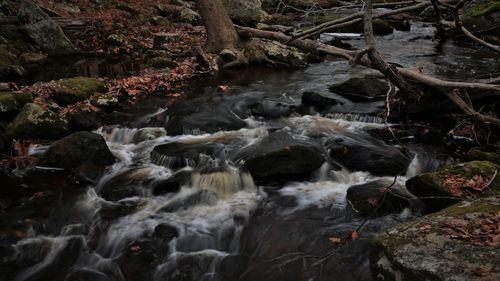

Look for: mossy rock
[406,161,500,213]
[462,148,500,166]
[0,91,33,114]
[467,0,500,17]
[54,77,107,106]
[370,197,500,281]
[461,0,500,36]
[148,57,178,69]
[6,103,69,139]
[0,47,16,67]
[329,75,389,101]
[179,8,201,25]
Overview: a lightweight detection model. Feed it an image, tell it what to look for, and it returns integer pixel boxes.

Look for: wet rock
[160,190,219,212]
[19,0,75,56]
[99,198,143,221]
[106,34,128,46]
[99,168,152,201]
[0,91,33,116]
[326,134,411,176]
[53,77,107,106]
[6,103,69,139]
[222,0,265,24]
[260,39,307,66]
[301,91,343,112]
[329,75,389,102]
[462,148,500,166]
[151,141,218,169]
[406,161,500,213]
[250,99,295,119]
[4,236,85,281]
[154,223,180,241]
[179,8,201,25]
[347,180,415,216]
[151,170,191,195]
[118,238,162,281]
[41,131,115,169]
[370,197,500,281]
[242,131,324,184]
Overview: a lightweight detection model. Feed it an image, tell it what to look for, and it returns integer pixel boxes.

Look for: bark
[196,0,239,53]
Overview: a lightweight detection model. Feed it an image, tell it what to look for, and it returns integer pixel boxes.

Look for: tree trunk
[196,0,239,53]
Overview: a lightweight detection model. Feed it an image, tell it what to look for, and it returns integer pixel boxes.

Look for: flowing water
[3,23,500,281]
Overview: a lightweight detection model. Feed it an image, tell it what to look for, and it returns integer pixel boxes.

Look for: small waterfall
[327,113,385,124]
[191,167,256,197]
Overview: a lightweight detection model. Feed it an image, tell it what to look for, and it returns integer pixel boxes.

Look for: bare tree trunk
[196,0,239,53]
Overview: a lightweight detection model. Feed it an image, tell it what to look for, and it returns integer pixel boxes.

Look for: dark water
[1,23,498,281]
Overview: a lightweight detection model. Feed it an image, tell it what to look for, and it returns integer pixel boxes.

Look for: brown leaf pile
[441,174,490,198]
[442,211,500,247]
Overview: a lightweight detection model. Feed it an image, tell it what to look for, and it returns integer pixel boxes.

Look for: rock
[301,91,343,112]
[53,77,107,106]
[250,99,295,119]
[329,76,389,102]
[242,131,325,184]
[106,34,128,46]
[0,91,33,116]
[347,180,415,216]
[40,131,115,169]
[179,8,201,25]
[6,103,69,139]
[151,141,218,169]
[150,16,171,27]
[326,134,411,176]
[18,1,75,56]
[370,197,500,281]
[222,0,265,24]
[0,47,25,82]
[68,107,102,131]
[406,161,500,213]
[462,148,500,166]
[99,167,153,201]
[17,0,50,23]
[461,0,500,37]
[155,4,182,17]
[153,32,180,48]
[260,39,307,66]
[148,57,178,69]
[99,198,143,221]
[89,92,119,108]
[151,170,191,195]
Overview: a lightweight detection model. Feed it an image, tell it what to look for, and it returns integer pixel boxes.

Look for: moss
[0,92,33,113]
[54,77,107,106]
[435,197,500,216]
[315,15,340,25]
[148,57,178,69]
[0,47,16,66]
[468,0,500,17]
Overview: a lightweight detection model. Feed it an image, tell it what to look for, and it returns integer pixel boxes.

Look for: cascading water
[5,22,491,281]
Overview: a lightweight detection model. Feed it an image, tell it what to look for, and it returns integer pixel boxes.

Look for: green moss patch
[468,0,500,17]
[54,77,107,106]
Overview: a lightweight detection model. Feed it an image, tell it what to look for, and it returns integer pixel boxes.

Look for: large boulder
[40,131,115,169]
[53,77,107,105]
[326,134,412,176]
[406,161,500,213]
[6,103,69,139]
[370,197,500,281]
[222,0,265,24]
[241,131,325,184]
[18,0,75,56]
